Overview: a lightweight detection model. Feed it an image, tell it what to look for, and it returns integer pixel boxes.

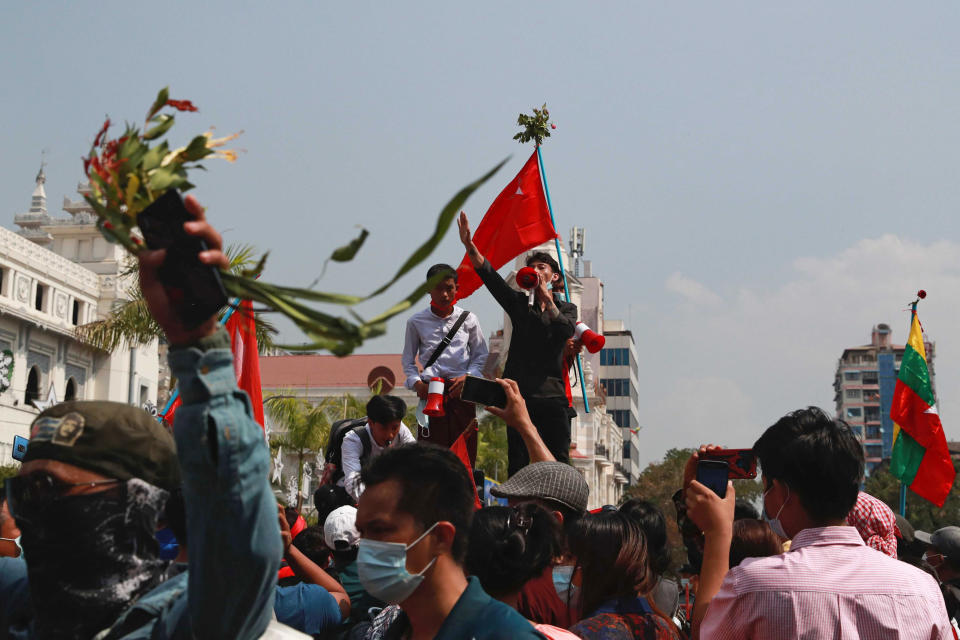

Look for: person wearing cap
[324,504,385,624]
[918,526,960,625]
[0,195,288,639]
[685,408,952,640]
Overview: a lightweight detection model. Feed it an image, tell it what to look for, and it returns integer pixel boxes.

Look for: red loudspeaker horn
[575,322,606,353]
[423,377,446,417]
[516,267,539,290]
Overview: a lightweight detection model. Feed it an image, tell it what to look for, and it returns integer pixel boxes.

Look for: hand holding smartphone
[137,189,228,329]
[701,448,757,480]
[696,459,730,498]
[460,375,508,409]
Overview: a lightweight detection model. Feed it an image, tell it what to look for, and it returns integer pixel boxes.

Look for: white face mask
[763,485,790,539]
[356,522,439,604]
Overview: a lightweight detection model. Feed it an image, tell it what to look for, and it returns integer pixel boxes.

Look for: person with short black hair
[402,262,488,463]
[338,394,416,502]
[686,408,952,639]
[466,504,579,639]
[355,444,541,639]
[458,213,578,474]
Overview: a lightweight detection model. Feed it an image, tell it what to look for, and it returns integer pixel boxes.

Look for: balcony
[14,213,50,225]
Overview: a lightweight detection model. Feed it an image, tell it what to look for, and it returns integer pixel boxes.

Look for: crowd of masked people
[0,198,959,639]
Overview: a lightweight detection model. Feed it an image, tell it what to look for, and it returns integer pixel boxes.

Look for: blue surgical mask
[763,485,790,539]
[357,522,439,604]
[552,564,579,605]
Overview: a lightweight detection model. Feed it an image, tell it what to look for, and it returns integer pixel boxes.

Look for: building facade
[598,319,642,484]
[0,169,159,462]
[834,323,934,474]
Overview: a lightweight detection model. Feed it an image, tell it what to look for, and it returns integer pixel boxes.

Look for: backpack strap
[354,424,373,465]
[423,310,470,370]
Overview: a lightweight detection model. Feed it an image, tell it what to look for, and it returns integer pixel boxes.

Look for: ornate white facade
[0,168,158,462]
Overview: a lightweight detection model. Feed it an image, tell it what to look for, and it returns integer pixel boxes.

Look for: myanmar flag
[889,308,955,507]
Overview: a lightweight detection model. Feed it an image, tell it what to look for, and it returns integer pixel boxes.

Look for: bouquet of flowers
[83,88,504,355]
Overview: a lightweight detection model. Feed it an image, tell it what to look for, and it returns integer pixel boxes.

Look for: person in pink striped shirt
[683,407,952,640]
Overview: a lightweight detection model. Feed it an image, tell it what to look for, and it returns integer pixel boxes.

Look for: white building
[0,168,159,461]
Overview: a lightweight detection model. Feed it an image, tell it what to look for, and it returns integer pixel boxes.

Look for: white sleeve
[398,424,417,445]
[340,431,365,501]
[402,319,423,390]
[465,314,489,377]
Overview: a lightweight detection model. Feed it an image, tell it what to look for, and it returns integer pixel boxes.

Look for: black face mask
[16,478,170,640]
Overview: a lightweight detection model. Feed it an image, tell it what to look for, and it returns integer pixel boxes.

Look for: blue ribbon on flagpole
[536,145,590,414]
[156,298,242,422]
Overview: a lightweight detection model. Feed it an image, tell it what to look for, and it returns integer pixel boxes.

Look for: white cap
[324,505,360,549]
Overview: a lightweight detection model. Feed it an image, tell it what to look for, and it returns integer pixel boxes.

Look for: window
[601,378,631,396]
[845,389,861,399]
[72,300,81,325]
[866,425,882,440]
[623,442,630,460]
[862,372,878,385]
[25,366,40,406]
[865,407,880,422]
[851,425,864,438]
[844,371,860,381]
[606,410,631,428]
[846,407,862,418]
[64,377,77,402]
[34,284,45,312]
[600,348,630,366]
[865,444,883,459]
[0,268,4,297]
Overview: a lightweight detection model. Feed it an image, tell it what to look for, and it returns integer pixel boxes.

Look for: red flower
[918,289,927,299]
[166,99,198,112]
[93,118,111,147]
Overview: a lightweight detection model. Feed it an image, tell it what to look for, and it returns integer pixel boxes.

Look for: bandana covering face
[17,478,170,639]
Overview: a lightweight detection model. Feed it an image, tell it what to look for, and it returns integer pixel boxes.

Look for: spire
[30,162,47,214]
[14,159,53,245]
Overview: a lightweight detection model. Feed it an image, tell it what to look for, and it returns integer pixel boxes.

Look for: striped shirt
[700,526,952,640]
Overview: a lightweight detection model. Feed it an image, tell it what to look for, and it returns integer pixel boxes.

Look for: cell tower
[569,226,585,277]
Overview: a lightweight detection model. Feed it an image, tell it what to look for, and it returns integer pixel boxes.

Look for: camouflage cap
[22,401,180,490]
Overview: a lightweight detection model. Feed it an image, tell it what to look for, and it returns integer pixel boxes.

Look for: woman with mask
[466,504,582,639]
[568,511,681,640]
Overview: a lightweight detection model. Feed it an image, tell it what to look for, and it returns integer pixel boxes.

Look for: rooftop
[260,353,406,393]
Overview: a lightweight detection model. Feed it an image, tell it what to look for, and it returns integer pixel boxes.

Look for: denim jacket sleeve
[168,336,282,640]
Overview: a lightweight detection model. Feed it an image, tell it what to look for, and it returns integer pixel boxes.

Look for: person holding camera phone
[682,408,952,640]
[0,195,295,639]
[458,212,577,475]
[402,263,488,464]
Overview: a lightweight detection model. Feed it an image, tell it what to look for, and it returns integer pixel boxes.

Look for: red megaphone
[516,267,539,290]
[575,322,606,353]
[423,377,445,417]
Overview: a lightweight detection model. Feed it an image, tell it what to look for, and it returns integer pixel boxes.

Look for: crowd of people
[0,196,959,639]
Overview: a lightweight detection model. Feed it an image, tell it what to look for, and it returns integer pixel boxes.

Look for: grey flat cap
[490,461,589,513]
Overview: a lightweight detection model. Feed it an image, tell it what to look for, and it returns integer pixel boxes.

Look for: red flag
[159,395,181,428]
[455,150,557,299]
[451,429,483,510]
[225,299,265,428]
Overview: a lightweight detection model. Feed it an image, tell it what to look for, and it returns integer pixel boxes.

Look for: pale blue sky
[3,2,960,465]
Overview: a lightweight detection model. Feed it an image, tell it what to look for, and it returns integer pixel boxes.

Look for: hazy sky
[3,2,960,467]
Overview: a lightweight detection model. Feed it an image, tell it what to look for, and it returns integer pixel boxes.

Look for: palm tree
[266,393,335,511]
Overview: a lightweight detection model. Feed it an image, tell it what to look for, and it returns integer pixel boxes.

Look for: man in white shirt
[401,263,488,464]
[338,395,417,503]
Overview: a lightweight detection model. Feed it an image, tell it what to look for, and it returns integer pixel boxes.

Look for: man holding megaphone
[402,263,489,464]
[458,213,578,476]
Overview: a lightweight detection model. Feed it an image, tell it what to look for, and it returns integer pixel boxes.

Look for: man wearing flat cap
[0,196,290,639]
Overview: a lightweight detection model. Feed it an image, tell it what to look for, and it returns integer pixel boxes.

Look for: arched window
[64,377,77,402]
[25,366,40,406]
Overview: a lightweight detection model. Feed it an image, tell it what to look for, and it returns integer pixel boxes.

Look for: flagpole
[536,145,591,414]
[157,297,242,421]
[896,300,920,516]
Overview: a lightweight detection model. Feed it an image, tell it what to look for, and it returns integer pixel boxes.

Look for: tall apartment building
[834,323,935,474]
[598,319,642,483]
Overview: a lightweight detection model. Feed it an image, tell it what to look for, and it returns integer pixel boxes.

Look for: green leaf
[146,87,170,121]
[148,166,187,192]
[366,157,508,298]
[143,114,175,141]
[141,142,169,172]
[181,135,213,162]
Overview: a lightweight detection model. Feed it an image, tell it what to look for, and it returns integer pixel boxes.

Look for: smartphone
[12,435,28,462]
[136,189,228,329]
[696,459,729,498]
[702,449,757,480]
[460,375,507,409]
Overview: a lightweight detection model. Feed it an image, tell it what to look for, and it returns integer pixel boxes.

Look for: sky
[2,2,960,467]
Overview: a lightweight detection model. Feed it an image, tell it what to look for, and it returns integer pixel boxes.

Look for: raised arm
[277,505,350,620]
[485,379,555,463]
[139,195,281,639]
[458,212,520,312]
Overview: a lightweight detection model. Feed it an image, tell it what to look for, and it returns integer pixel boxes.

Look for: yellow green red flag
[889,306,955,507]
